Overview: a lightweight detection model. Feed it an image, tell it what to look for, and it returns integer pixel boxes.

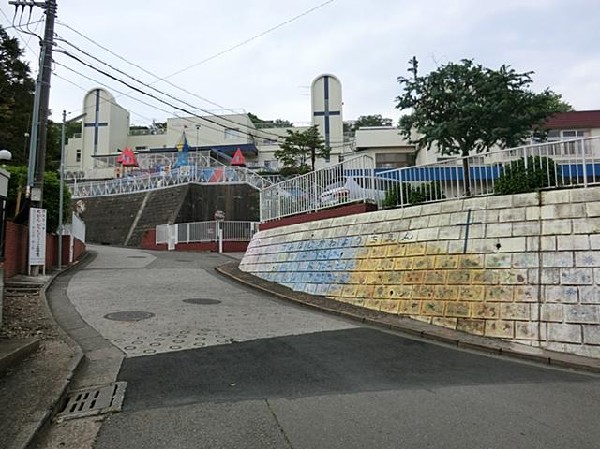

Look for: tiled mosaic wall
[240,188,600,358]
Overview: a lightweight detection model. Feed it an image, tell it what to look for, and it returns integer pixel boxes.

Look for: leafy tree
[6,165,71,232]
[0,25,35,166]
[274,125,329,171]
[248,112,293,128]
[353,114,393,131]
[396,57,570,195]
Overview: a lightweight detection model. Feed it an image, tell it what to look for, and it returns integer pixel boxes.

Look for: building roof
[544,110,600,129]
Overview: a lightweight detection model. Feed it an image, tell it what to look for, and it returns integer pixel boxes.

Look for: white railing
[156,221,259,245]
[376,137,600,209]
[70,165,274,198]
[259,154,377,222]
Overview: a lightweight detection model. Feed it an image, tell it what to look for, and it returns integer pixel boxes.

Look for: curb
[0,338,41,375]
[15,253,93,449]
[216,261,600,375]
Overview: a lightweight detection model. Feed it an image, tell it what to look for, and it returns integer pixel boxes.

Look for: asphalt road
[63,246,600,449]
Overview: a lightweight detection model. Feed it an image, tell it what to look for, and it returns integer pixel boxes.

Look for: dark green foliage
[274,125,329,172]
[352,114,393,131]
[494,156,556,195]
[383,181,445,208]
[0,25,35,166]
[396,57,570,195]
[5,165,71,232]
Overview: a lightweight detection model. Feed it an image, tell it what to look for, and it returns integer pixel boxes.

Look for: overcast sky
[1,0,599,128]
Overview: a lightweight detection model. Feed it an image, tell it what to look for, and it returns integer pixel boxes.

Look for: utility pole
[9,0,58,206]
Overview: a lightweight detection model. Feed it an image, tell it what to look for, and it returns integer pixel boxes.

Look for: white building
[64,74,421,181]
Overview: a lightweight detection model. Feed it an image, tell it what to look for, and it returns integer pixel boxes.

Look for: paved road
[60,246,600,448]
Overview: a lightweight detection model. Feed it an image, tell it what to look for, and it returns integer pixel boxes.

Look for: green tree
[352,114,393,131]
[6,165,71,232]
[274,125,329,172]
[0,25,35,166]
[248,112,293,129]
[396,57,570,195]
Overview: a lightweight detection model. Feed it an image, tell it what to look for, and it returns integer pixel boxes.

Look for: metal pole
[34,0,57,206]
[58,110,66,269]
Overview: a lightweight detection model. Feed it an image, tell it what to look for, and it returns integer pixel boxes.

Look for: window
[76,149,81,162]
[224,128,240,140]
[135,146,147,151]
[376,152,412,168]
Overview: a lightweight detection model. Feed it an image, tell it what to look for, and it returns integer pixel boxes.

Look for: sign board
[29,208,47,266]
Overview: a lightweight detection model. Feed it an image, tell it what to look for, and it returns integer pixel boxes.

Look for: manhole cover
[56,382,127,422]
[104,311,155,321]
[183,298,221,305]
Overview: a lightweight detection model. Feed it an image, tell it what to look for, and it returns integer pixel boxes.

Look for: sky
[1,0,599,128]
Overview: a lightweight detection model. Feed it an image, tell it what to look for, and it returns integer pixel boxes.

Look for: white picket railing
[259,154,378,222]
[376,137,600,209]
[156,221,259,249]
[70,165,273,198]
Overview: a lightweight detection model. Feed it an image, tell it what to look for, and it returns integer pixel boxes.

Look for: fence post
[581,139,588,188]
[218,221,223,253]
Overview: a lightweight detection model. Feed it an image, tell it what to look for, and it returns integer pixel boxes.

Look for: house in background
[543,110,600,141]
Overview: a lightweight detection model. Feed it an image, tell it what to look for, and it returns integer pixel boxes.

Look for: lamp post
[58,110,86,269]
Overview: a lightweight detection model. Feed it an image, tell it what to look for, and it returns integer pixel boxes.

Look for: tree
[352,114,393,131]
[274,125,329,172]
[396,57,570,195]
[6,165,71,232]
[0,25,35,166]
[248,112,293,128]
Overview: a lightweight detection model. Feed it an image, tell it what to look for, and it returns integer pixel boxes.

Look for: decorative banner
[29,208,47,266]
[231,148,246,166]
[116,147,138,167]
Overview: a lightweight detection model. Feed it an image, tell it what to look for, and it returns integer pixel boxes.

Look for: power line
[52,61,227,145]
[160,0,336,81]
[53,46,287,144]
[52,33,293,143]
[55,0,336,104]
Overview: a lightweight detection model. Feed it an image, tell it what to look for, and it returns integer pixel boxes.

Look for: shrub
[383,181,444,208]
[494,156,556,195]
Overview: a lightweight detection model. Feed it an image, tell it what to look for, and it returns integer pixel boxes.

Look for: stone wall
[240,187,600,358]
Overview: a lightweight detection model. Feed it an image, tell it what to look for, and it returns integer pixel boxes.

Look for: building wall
[241,187,600,359]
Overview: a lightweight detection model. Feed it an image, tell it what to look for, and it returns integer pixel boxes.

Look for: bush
[383,181,444,208]
[494,156,556,195]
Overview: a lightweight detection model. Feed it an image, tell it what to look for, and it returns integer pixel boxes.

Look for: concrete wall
[0,222,86,280]
[78,183,260,246]
[241,187,600,359]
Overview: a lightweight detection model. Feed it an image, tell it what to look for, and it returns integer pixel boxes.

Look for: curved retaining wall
[240,187,600,359]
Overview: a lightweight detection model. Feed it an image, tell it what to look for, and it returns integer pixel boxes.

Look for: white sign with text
[29,208,47,266]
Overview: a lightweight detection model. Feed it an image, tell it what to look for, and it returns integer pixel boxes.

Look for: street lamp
[0,150,12,162]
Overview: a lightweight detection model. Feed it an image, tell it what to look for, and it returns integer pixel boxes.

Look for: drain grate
[56,382,127,422]
[127,256,147,259]
[183,298,221,305]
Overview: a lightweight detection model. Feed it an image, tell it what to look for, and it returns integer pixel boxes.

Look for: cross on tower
[313,75,341,150]
[83,89,108,157]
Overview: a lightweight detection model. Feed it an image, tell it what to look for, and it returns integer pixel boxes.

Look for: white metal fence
[259,154,378,222]
[70,165,273,198]
[156,221,259,249]
[376,137,600,209]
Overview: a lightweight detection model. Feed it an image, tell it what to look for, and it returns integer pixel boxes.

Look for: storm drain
[183,298,221,305]
[56,382,127,422]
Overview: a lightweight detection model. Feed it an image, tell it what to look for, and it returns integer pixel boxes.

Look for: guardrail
[156,221,259,245]
[71,165,274,198]
[376,137,600,209]
[259,154,377,222]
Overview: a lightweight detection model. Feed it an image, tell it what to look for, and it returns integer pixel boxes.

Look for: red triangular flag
[231,148,246,166]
